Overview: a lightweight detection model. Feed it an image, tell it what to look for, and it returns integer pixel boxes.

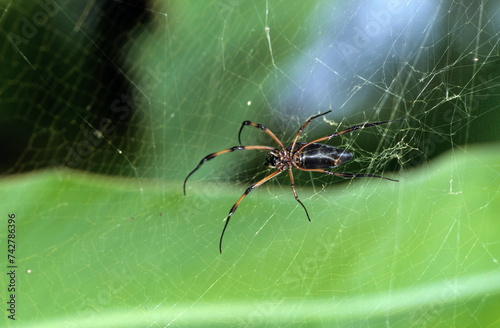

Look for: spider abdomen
[292,142,353,169]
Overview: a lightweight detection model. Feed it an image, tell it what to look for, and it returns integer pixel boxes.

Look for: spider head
[265,151,280,168]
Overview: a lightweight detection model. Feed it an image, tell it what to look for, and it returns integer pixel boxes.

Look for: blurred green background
[1,0,500,327]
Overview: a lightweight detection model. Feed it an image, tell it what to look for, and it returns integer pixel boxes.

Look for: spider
[183,110,403,253]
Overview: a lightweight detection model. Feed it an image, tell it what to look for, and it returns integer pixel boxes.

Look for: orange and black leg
[288,167,311,222]
[183,145,276,195]
[289,110,332,152]
[295,167,398,182]
[219,170,283,253]
[238,121,285,149]
[297,118,404,153]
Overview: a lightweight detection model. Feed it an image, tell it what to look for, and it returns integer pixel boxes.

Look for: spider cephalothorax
[265,149,292,169]
[184,110,403,253]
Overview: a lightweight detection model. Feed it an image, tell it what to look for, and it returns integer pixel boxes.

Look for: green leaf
[2,145,499,327]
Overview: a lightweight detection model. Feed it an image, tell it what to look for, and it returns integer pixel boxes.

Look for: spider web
[1,0,500,327]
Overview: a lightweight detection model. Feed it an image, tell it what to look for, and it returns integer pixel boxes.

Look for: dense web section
[2,0,500,326]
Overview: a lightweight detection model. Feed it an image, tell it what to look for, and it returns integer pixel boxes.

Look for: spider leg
[183,145,276,195]
[295,167,399,182]
[219,169,283,253]
[288,167,311,222]
[238,121,285,149]
[297,118,404,153]
[289,110,332,152]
